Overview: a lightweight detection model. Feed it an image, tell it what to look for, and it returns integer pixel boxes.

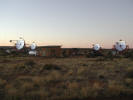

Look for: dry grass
[0,56,133,100]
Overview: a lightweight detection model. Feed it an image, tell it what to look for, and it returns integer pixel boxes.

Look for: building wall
[37,47,90,57]
[37,46,62,57]
[62,48,89,57]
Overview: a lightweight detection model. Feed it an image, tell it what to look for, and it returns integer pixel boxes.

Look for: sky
[0,0,133,48]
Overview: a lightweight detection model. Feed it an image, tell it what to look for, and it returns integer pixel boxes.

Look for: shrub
[104,51,114,60]
[124,78,133,88]
[42,64,61,71]
[14,65,29,73]
[96,57,105,61]
[0,78,7,87]
[126,67,133,78]
[106,80,125,97]
[21,82,34,93]
[124,50,133,59]
[25,60,36,66]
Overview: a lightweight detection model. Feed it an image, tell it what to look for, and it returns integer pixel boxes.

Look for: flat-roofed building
[37,45,62,57]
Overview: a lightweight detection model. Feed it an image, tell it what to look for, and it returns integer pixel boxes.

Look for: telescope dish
[30,42,36,50]
[16,38,25,50]
[115,40,126,52]
[93,44,101,51]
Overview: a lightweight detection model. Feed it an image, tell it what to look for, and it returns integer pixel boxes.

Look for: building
[62,48,90,57]
[37,46,62,57]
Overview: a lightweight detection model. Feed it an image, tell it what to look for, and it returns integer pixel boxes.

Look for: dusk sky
[0,0,133,48]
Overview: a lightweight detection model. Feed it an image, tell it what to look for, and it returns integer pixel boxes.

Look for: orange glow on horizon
[0,43,128,49]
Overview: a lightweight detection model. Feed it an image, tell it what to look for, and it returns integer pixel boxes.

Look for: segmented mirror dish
[16,39,25,50]
[93,44,101,51]
[115,40,126,51]
[30,43,36,50]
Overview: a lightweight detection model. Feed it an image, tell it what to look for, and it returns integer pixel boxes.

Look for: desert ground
[0,55,133,100]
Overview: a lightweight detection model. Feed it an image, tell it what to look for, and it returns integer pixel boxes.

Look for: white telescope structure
[29,42,37,56]
[10,37,25,50]
[114,40,127,52]
[93,44,101,51]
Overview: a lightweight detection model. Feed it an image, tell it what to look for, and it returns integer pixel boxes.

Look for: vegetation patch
[126,67,133,78]
[0,56,133,100]
[42,64,61,71]
[25,60,36,66]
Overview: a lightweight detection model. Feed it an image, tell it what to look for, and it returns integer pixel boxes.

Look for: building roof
[38,45,61,48]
